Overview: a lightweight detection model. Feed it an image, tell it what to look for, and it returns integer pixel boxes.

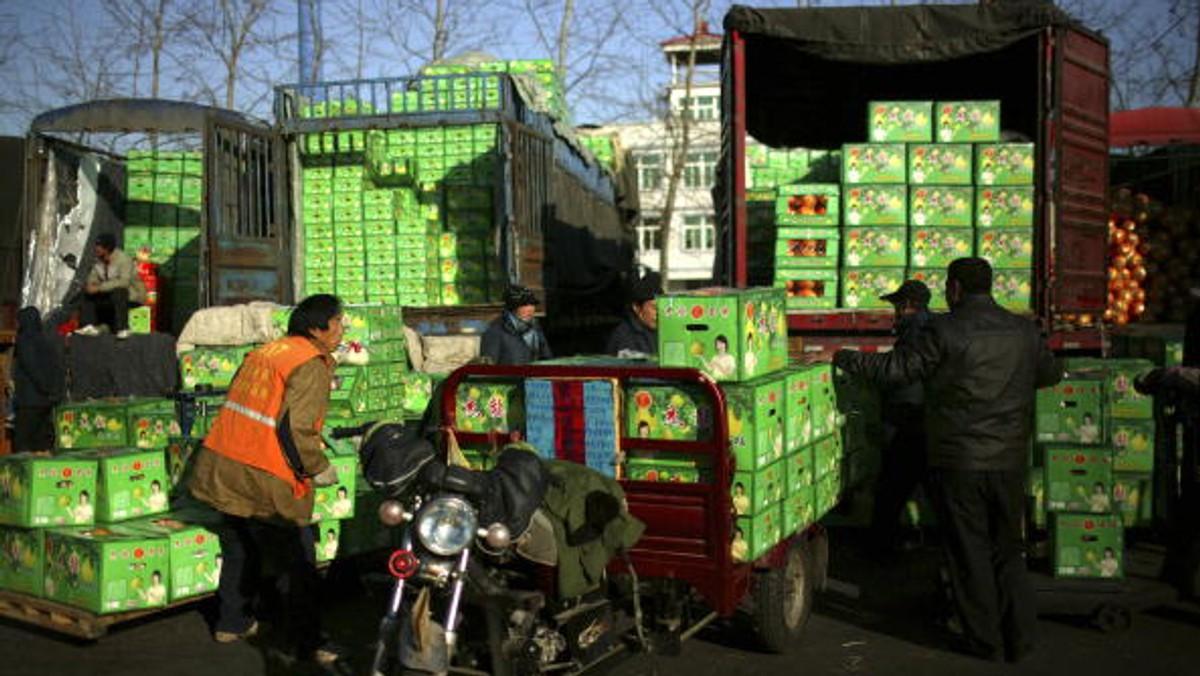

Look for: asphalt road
[2,528,1197,676]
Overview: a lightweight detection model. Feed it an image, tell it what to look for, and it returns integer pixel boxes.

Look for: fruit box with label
[732,459,785,516]
[975,143,1035,185]
[0,455,99,527]
[313,520,342,563]
[1112,472,1153,528]
[1051,513,1124,579]
[125,516,221,601]
[1028,468,1046,529]
[935,100,1001,142]
[992,269,1033,311]
[783,486,817,534]
[56,401,131,450]
[74,447,171,523]
[908,227,974,268]
[624,451,709,484]
[775,227,840,268]
[975,186,1034,227]
[840,267,907,309]
[733,506,782,564]
[784,369,814,452]
[775,269,839,310]
[0,526,45,596]
[626,384,714,441]
[455,381,525,434]
[907,267,949,310]
[179,345,252,390]
[906,144,973,185]
[785,445,815,494]
[43,525,171,613]
[1044,446,1114,513]
[1103,359,1156,420]
[842,184,908,226]
[312,452,359,523]
[1036,378,1106,444]
[723,374,787,471]
[658,287,788,383]
[976,227,1034,269]
[841,227,907,267]
[804,364,839,441]
[1110,419,1154,472]
[867,101,932,142]
[814,471,841,519]
[126,399,182,449]
[775,184,840,226]
[909,186,974,227]
[813,433,844,480]
[842,144,907,184]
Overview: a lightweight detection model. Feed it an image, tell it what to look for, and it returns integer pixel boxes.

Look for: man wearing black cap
[480,284,553,365]
[871,279,933,555]
[834,258,1060,663]
[75,233,146,339]
[606,270,663,358]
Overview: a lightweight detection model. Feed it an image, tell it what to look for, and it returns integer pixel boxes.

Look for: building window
[637,153,663,191]
[679,95,717,121]
[684,151,717,188]
[681,213,715,253]
[638,215,662,253]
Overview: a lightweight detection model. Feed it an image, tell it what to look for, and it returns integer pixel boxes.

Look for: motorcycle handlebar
[329,421,377,440]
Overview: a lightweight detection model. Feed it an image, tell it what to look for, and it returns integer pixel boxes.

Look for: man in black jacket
[480,285,553,365]
[13,307,65,451]
[606,270,662,358]
[834,257,1061,663]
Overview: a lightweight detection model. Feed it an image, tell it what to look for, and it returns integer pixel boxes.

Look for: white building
[601,23,723,287]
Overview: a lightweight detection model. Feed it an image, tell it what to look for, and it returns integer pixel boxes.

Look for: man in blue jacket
[480,285,553,365]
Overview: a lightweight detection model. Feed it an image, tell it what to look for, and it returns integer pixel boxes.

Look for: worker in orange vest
[189,294,345,668]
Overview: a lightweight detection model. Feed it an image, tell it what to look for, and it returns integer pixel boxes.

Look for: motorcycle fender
[400,608,449,674]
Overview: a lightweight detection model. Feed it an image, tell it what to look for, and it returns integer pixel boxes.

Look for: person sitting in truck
[606,270,662,358]
[480,285,553,365]
[74,233,147,339]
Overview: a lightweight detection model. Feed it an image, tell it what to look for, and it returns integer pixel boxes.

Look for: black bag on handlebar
[359,422,439,496]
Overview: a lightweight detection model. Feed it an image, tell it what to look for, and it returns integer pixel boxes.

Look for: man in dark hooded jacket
[480,285,553,365]
[14,307,65,451]
[606,270,662,358]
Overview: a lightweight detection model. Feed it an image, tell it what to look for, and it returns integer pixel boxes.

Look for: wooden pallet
[0,589,210,640]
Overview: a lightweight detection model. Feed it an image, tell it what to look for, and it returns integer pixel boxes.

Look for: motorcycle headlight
[415,496,478,557]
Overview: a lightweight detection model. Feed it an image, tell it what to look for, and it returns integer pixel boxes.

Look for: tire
[752,539,814,653]
[1090,603,1132,634]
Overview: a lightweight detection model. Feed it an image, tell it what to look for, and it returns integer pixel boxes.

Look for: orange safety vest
[204,336,331,498]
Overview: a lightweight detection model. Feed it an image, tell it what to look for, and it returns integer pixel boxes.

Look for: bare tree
[102,0,188,98]
[181,0,286,110]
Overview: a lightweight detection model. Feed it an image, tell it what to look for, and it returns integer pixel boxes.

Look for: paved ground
[2,528,1198,676]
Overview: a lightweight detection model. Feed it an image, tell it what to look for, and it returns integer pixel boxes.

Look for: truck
[715,3,1110,354]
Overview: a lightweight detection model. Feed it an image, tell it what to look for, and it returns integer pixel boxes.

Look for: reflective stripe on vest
[203,336,330,499]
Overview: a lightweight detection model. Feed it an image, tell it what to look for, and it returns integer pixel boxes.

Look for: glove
[312,464,339,487]
[832,349,856,372]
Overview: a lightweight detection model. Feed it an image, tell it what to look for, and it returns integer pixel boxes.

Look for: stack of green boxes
[123,149,204,329]
[578,133,618,171]
[310,437,361,564]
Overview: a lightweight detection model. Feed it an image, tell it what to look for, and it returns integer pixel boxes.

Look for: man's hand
[85,283,99,295]
[832,349,857,372]
[312,464,339,487]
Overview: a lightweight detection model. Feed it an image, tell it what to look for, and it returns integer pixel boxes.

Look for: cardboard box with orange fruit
[775,184,839,226]
[775,269,839,310]
[775,227,840,268]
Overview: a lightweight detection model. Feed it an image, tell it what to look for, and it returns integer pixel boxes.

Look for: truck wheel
[752,539,814,653]
[1090,603,1132,634]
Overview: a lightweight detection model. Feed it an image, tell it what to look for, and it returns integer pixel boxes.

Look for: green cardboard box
[907,144,973,185]
[1036,378,1105,444]
[868,101,932,142]
[805,364,840,442]
[783,486,816,535]
[724,374,787,471]
[976,143,1035,185]
[0,455,99,527]
[75,448,171,523]
[908,227,975,268]
[907,267,949,310]
[841,227,907,267]
[313,520,343,563]
[1064,357,1156,421]
[775,227,840,268]
[128,306,153,334]
[1029,467,1046,529]
[43,525,171,613]
[179,345,252,391]
[624,451,708,484]
[775,269,839,310]
[312,452,358,523]
[733,459,785,516]
[813,433,844,480]
[842,144,907,184]
[1111,419,1154,472]
[840,268,907,309]
[1045,445,1114,513]
[775,184,840,226]
[784,445,815,494]
[455,381,525,434]
[626,384,714,441]
[935,101,1001,142]
[814,471,841,520]
[0,526,44,596]
[783,369,814,452]
[843,185,908,226]
[909,186,974,227]
[124,515,222,601]
[976,186,1035,227]
[1051,513,1124,579]
[658,288,788,383]
[126,399,181,449]
[993,269,1033,312]
[733,506,782,563]
[56,401,130,450]
[976,228,1033,269]
[1112,472,1153,528]
[165,437,201,492]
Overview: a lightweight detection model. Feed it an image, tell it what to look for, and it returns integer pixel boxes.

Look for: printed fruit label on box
[909,186,974,227]
[1111,419,1154,472]
[733,460,785,516]
[56,402,130,450]
[976,228,1033,269]
[868,101,932,142]
[1036,378,1105,444]
[0,526,45,596]
[179,346,252,390]
[813,432,844,479]
[841,227,907,267]
[993,269,1033,312]
[1051,513,1123,579]
[775,227,840,268]
[455,381,525,433]
[313,520,342,563]
[784,370,814,452]
[0,455,99,527]
[775,184,839,226]
[908,228,974,268]
[785,445,815,493]
[1045,446,1113,513]
[76,448,171,523]
[312,452,359,522]
[658,288,788,382]
[840,268,907,309]
[907,267,949,310]
[725,375,787,471]
[842,144,907,184]
[907,144,972,184]
[976,143,1035,185]
[626,384,714,441]
[43,526,171,613]
[976,187,1034,227]
[814,472,841,520]
[126,399,182,449]
[935,101,1000,142]
[804,364,840,441]
[125,516,222,601]
[625,451,708,483]
[776,270,839,310]
[1112,473,1152,528]
[843,185,907,226]
[783,486,816,534]
[733,507,782,563]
